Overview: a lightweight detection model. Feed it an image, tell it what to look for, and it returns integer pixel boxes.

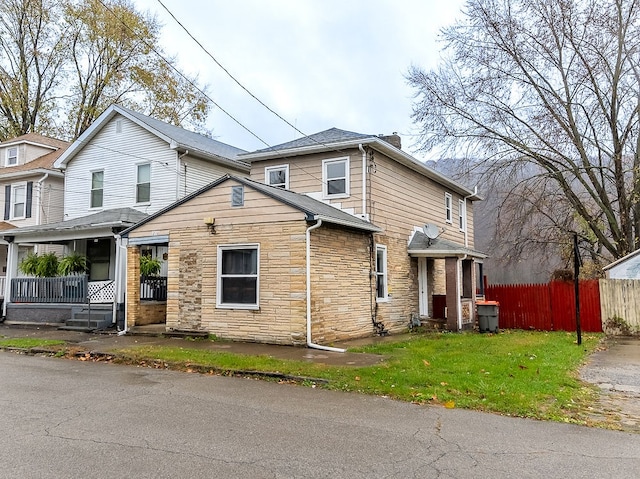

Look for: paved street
[2,352,640,478]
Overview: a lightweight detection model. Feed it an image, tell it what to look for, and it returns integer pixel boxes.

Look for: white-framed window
[136,163,151,203]
[231,185,244,206]
[458,199,466,232]
[445,192,453,224]
[322,157,349,198]
[11,183,26,219]
[91,170,104,208]
[6,146,18,166]
[375,244,388,302]
[265,164,289,189]
[217,244,259,309]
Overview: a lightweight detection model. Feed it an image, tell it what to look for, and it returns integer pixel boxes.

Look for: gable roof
[603,248,640,271]
[239,127,481,200]
[54,104,250,171]
[121,174,381,237]
[408,230,487,259]
[1,132,69,150]
[0,143,69,179]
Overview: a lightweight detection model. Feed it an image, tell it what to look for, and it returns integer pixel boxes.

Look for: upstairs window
[136,163,151,203]
[445,193,453,224]
[6,147,17,166]
[459,199,466,232]
[91,171,104,208]
[11,184,26,219]
[217,244,259,309]
[323,157,349,198]
[265,165,289,189]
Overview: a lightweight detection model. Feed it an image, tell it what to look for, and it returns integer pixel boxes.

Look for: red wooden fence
[485,280,602,332]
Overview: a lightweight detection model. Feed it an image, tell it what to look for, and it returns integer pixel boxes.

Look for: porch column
[2,241,18,316]
[445,257,460,331]
[126,246,141,329]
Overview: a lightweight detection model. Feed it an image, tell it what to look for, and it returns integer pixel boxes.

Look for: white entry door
[418,257,428,316]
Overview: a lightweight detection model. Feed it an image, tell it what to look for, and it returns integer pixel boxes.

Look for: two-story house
[121,128,485,346]
[0,133,68,299]
[1,104,250,325]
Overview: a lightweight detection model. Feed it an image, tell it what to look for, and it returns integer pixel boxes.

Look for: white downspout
[306,219,346,353]
[358,144,367,220]
[457,254,468,330]
[463,185,478,248]
[115,234,128,335]
[34,173,48,254]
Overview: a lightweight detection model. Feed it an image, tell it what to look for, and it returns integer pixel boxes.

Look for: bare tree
[408,0,640,264]
[0,0,210,140]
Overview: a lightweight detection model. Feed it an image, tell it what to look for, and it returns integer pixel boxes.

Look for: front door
[418,257,428,316]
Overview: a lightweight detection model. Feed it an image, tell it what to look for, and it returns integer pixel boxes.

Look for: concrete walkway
[0,323,388,367]
[580,336,640,432]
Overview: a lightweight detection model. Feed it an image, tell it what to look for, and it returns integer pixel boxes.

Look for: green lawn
[0,338,65,349]
[116,330,601,423]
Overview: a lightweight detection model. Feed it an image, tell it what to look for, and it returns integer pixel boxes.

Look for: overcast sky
[133,0,466,158]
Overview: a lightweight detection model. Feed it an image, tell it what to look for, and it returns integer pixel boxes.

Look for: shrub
[140,255,162,276]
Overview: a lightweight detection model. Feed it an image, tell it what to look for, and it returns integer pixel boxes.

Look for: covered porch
[0,208,148,328]
[409,230,487,331]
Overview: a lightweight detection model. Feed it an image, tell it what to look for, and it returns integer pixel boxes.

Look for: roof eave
[0,168,64,180]
[172,144,250,171]
[309,214,382,233]
[238,138,376,162]
[408,248,488,259]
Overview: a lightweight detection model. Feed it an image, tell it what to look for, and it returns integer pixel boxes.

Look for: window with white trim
[265,164,289,189]
[376,245,388,301]
[6,147,17,166]
[217,244,259,309]
[323,157,349,198]
[445,193,452,224]
[11,183,26,219]
[91,171,104,208]
[136,163,151,203]
[458,199,466,231]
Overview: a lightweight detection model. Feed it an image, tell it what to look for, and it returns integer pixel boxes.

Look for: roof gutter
[306,219,346,353]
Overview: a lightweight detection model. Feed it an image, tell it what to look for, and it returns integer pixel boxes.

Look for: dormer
[0,133,69,168]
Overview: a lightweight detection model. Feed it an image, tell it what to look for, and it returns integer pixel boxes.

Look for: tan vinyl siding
[369,154,474,247]
[128,179,305,239]
[250,149,364,216]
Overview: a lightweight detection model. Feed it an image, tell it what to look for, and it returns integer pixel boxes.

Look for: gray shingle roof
[2,207,148,237]
[245,128,371,154]
[408,231,487,258]
[119,106,248,161]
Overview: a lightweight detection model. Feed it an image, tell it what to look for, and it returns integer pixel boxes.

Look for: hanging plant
[58,253,88,276]
[140,255,162,276]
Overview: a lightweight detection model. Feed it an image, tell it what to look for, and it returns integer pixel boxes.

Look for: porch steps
[59,307,113,332]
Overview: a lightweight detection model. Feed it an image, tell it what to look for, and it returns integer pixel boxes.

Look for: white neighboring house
[0,133,69,299]
[1,104,249,326]
[603,249,640,279]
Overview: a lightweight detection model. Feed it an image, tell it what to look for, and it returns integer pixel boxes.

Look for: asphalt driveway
[580,336,640,432]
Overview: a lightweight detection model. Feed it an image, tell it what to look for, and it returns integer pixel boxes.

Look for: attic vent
[115,119,122,134]
[231,185,244,207]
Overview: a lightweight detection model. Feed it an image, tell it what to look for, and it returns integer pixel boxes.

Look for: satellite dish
[423,223,440,240]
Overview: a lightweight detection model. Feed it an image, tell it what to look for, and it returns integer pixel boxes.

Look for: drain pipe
[115,234,129,335]
[463,186,478,248]
[358,144,367,220]
[306,219,346,353]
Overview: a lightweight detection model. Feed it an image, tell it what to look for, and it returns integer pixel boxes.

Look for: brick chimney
[378,132,401,150]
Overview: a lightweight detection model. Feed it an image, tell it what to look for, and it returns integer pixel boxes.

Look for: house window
[265,164,289,189]
[217,244,259,309]
[11,184,26,219]
[323,157,349,198]
[459,199,466,232]
[445,193,452,224]
[6,147,17,166]
[231,185,244,206]
[91,171,104,208]
[136,163,151,203]
[376,245,388,302]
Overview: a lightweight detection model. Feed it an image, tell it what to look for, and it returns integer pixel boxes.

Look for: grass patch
[0,338,66,349]
[116,330,602,423]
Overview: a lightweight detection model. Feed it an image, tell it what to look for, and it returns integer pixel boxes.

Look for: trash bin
[477,301,499,333]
